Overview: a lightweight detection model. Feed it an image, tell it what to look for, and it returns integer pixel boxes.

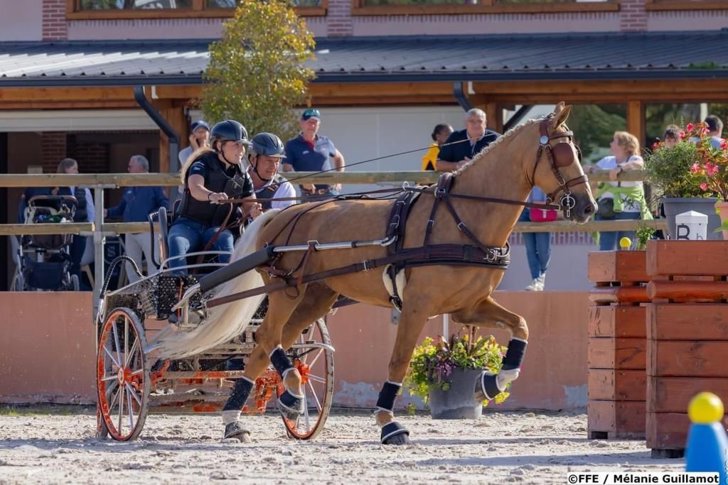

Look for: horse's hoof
[277,390,304,420]
[480,372,502,401]
[223,421,251,443]
[380,421,410,445]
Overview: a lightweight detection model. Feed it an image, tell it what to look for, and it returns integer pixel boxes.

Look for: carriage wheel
[96,307,150,441]
[278,318,334,440]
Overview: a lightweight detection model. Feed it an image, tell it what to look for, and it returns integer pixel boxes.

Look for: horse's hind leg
[222,284,338,437]
[375,305,430,445]
[453,296,529,402]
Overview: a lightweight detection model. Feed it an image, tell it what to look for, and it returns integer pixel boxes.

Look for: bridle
[532,116,588,218]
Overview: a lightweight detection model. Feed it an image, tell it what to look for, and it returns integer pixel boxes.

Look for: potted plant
[405,327,510,419]
[645,123,722,239]
[687,124,728,238]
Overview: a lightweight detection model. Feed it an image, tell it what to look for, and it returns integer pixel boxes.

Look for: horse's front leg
[375,305,429,445]
[453,296,529,403]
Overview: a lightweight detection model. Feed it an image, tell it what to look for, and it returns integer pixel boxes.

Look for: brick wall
[42,0,68,41]
[67,138,110,174]
[40,133,68,173]
[619,0,647,32]
[327,0,353,37]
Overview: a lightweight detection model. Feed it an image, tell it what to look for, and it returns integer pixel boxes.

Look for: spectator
[421,123,453,171]
[590,131,650,251]
[283,108,345,201]
[437,108,500,172]
[518,187,552,291]
[662,124,681,149]
[105,155,169,283]
[54,158,95,289]
[705,115,725,149]
[247,133,296,210]
[178,120,211,167]
[167,120,261,274]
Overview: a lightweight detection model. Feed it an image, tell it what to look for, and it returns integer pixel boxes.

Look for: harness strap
[204,243,509,310]
[424,173,454,246]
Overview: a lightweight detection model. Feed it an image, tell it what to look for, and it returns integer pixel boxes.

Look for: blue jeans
[519,209,551,279]
[597,211,641,251]
[167,217,233,273]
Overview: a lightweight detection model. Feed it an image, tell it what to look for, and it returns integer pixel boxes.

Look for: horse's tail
[154,209,280,359]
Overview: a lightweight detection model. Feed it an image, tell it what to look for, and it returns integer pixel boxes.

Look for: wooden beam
[627,101,645,147]
[159,104,187,174]
[484,102,504,133]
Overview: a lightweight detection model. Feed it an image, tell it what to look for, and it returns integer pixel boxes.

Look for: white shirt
[595,155,643,213]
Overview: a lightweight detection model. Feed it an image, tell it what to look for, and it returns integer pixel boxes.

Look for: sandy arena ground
[0,408,683,484]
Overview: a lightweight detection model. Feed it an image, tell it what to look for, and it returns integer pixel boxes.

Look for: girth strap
[384,189,422,309]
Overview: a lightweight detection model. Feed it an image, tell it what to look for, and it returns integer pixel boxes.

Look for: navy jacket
[107,186,169,222]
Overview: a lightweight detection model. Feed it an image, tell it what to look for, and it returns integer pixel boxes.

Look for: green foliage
[635,223,656,251]
[201,0,315,140]
[404,328,510,406]
[645,139,705,198]
[568,105,626,161]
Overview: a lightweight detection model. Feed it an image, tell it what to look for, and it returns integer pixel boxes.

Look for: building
[1,0,727,287]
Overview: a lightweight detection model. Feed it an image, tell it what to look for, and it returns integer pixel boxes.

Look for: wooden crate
[645,241,728,456]
[587,251,648,440]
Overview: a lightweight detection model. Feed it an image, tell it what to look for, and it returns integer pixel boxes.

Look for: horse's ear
[551,102,572,129]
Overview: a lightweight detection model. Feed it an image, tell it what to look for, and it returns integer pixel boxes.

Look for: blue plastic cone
[684,392,728,483]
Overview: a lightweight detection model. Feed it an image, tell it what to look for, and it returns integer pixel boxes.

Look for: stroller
[13,195,80,291]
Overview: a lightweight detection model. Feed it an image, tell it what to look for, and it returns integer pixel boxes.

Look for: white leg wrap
[222,410,241,425]
[496,367,521,391]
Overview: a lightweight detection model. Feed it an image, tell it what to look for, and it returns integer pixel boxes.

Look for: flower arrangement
[645,126,704,198]
[686,122,728,201]
[646,122,728,201]
[404,327,510,406]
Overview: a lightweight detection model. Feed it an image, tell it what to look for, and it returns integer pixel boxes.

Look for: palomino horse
[156,103,596,444]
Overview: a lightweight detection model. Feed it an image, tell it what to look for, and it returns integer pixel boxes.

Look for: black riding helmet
[250,132,286,159]
[211,120,249,146]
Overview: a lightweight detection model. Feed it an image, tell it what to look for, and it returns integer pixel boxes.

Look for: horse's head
[529,102,597,223]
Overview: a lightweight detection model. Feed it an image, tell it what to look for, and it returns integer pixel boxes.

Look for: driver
[167,120,262,274]
[247,132,296,210]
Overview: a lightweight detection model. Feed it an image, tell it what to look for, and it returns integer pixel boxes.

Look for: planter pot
[428,368,483,419]
[661,197,722,240]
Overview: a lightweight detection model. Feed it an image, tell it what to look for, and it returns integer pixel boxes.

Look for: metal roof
[1,31,727,87]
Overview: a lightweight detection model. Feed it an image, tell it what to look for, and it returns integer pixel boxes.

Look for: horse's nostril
[584,204,594,215]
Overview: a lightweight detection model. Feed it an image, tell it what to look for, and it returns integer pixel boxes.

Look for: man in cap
[283,108,345,201]
[178,120,211,167]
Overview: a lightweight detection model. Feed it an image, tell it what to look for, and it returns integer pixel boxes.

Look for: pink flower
[686,123,694,133]
[690,163,702,174]
[700,183,709,191]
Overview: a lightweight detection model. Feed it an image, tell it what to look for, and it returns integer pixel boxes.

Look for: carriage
[97,104,596,445]
[95,207,335,442]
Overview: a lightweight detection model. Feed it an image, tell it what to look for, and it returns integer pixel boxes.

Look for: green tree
[201,0,315,140]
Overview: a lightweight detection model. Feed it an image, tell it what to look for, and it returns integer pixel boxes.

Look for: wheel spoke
[107,381,121,412]
[112,318,122,371]
[306,379,323,411]
[305,348,324,368]
[126,387,135,431]
[124,319,129,361]
[125,382,142,406]
[117,380,125,433]
[306,373,327,385]
[124,338,140,369]
[101,374,118,382]
[103,344,121,368]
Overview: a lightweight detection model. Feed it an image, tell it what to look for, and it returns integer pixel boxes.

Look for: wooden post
[645,240,728,458]
[159,104,187,175]
[485,102,503,134]
[587,250,649,440]
[627,100,645,146]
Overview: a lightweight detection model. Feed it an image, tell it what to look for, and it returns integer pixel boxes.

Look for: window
[68,0,326,18]
[353,0,618,14]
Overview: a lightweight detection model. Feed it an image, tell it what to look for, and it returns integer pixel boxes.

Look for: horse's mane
[455,117,543,176]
